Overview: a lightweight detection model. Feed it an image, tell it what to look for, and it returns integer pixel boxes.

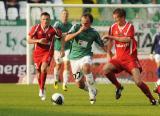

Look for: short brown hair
[113,8,126,18]
[81,13,93,23]
[41,12,50,18]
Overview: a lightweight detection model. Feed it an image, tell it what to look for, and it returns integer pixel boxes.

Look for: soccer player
[150,32,160,102]
[53,9,72,91]
[65,13,106,104]
[27,12,62,101]
[102,8,157,105]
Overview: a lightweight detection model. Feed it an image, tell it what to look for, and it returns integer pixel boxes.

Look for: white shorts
[154,54,160,63]
[70,56,92,82]
[54,50,70,64]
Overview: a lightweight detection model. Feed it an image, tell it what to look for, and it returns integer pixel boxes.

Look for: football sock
[63,70,69,85]
[105,72,121,88]
[40,72,47,90]
[38,75,41,89]
[54,67,59,81]
[137,82,155,101]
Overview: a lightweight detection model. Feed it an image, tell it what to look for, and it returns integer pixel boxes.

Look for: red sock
[40,72,47,90]
[38,77,41,89]
[105,72,121,88]
[137,82,155,101]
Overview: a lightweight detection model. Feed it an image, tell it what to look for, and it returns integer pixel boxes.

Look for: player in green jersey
[53,9,72,91]
[65,13,106,104]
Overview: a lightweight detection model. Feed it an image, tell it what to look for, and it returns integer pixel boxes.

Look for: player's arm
[105,35,131,43]
[27,35,48,44]
[65,25,87,42]
[103,25,134,43]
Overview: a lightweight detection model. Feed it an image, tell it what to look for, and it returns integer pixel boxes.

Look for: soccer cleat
[40,89,46,101]
[62,84,67,91]
[53,80,58,89]
[89,88,98,104]
[115,86,124,100]
[150,99,158,105]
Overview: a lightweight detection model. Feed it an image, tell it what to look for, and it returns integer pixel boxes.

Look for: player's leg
[131,68,157,105]
[53,50,62,89]
[62,50,70,91]
[53,63,61,89]
[62,60,70,91]
[103,61,123,99]
[81,56,97,104]
[70,59,89,91]
[153,54,160,102]
[34,61,43,98]
[39,61,48,101]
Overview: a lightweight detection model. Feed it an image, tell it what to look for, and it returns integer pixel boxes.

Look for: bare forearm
[65,31,81,42]
[27,36,39,44]
[109,36,131,42]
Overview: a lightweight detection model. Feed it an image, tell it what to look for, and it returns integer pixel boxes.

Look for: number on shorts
[73,72,81,80]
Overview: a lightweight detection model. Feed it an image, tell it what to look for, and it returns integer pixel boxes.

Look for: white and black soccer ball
[51,93,64,105]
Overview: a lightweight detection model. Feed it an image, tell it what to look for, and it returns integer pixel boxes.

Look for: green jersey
[68,24,104,60]
[53,20,72,51]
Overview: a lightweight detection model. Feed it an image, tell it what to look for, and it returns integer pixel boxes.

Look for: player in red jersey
[102,8,157,105]
[28,12,62,101]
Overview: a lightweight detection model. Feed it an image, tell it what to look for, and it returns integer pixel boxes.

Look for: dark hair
[81,13,93,23]
[113,8,126,18]
[41,12,50,18]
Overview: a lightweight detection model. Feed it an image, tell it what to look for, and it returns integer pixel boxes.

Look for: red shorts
[33,52,53,70]
[109,58,142,74]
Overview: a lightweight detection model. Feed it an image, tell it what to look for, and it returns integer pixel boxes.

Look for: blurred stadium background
[0,0,160,84]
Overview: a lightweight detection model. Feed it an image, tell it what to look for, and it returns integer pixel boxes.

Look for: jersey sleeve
[28,25,37,38]
[68,24,79,34]
[127,24,134,38]
[94,31,104,47]
[53,21,60,29]
[54,28,62,38]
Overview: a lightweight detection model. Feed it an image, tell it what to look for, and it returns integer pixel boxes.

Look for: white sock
[63,70,69,85]
[54,67,59,82]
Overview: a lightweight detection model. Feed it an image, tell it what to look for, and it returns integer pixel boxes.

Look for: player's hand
[78,25,88,33]
[38,38,48,44]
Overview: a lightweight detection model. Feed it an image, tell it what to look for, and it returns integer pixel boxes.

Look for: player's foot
[115,86,124,100]
[89,88,98,104]
[40,89,46,101]
[153,87,160,104]
[150,99,158,105]
[53,80,58,89]
[62,84,67,91]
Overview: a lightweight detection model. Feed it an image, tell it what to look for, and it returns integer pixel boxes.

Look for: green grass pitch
[0,83,160,116]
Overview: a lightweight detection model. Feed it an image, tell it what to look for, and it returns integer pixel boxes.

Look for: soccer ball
[51,93,64,105]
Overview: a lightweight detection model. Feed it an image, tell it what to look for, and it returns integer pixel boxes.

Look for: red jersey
[110,22,137,60]
[29,24,62,57]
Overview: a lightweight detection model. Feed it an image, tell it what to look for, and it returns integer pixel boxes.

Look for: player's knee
[41,67,47,73]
